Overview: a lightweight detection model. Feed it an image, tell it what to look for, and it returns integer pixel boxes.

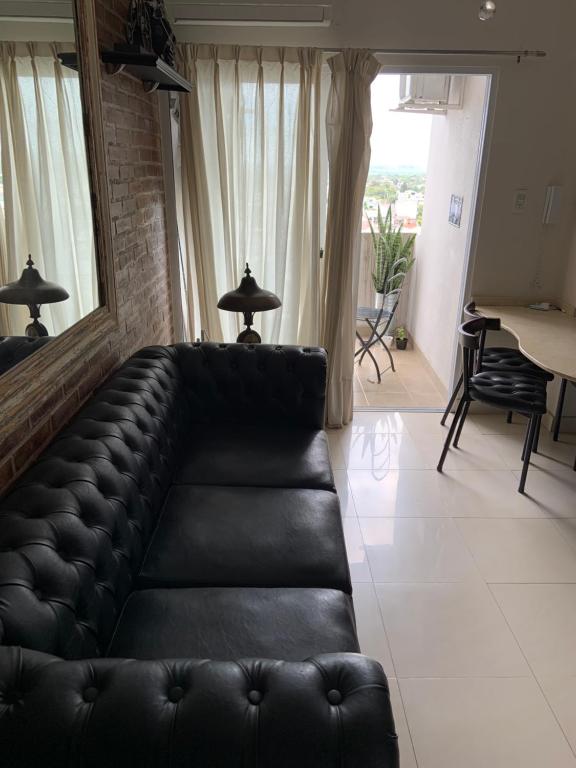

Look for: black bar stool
[437,317,547,494]
[441,301,554,426]
[551,378,576,472]
[551,378,576,441]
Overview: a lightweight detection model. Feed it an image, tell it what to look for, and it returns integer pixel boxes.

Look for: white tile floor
[332,410,576,768]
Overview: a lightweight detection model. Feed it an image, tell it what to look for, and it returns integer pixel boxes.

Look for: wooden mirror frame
[0,0,118,430]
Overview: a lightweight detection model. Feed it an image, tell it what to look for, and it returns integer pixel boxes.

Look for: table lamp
[0,256,69,337]
[217,263,281,343]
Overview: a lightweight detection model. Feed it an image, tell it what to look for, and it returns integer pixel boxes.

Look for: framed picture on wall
[448,194,464,227]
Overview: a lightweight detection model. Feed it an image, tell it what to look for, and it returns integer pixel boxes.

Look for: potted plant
[368,205,416,307]
[394,326,408,350]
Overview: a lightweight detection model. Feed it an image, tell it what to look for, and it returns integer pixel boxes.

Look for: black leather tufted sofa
[0,343,398,767]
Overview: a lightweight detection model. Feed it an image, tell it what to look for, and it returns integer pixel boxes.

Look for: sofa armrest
[175,342,328,428]
[0,648,398,768]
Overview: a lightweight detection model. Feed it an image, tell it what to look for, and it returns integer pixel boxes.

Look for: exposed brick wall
[0,0,174,494]
[98,0,173,352]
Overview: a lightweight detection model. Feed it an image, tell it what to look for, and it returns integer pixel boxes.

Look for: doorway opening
[354,72,492,410]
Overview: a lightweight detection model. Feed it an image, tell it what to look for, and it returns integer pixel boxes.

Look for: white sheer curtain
[0,42,97,337]
[178,44,327,345]
[321,50,380,427]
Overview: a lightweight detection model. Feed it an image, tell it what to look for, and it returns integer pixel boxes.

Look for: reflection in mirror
[0,0,99,376]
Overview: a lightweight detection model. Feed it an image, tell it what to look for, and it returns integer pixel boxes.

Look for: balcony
[355,233,446,408]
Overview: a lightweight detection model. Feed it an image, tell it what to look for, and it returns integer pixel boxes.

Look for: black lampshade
[0,256,69,306]
[218,263,281,314]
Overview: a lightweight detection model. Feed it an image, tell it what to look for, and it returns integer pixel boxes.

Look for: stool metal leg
[518,415,538,494]
[553,378,568,442]
[441,373,463,427]
[521,424,530,462]
[453,400,471,448]
[507,411,513,424]
[532,414,541,453]
[438,397,466,473]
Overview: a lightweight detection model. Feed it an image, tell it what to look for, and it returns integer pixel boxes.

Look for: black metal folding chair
[355,280,405,384]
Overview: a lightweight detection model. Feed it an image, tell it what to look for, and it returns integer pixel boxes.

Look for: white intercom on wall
[542,185,563,224]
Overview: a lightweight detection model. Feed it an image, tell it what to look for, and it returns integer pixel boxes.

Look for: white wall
[556,229,576,423]
[407,76,489,390]
[0,22,75,43]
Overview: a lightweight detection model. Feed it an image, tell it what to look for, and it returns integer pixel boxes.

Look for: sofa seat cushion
[174,425,334,490]
[107,587,359,661]
[137,486,351,593]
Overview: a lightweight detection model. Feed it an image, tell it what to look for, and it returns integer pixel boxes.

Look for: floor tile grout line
[353,521,399,681]
[548,517,576,561]
[393,675,421,768]
[486,581,576,760]
[357,569,422,767]
[395,673,534,680]
[484,580,576,585]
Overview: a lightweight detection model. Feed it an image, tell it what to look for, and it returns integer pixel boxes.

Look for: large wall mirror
[0,0,104,378]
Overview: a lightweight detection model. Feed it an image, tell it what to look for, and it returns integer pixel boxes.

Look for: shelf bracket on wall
[104,62,127,77]
[143,80,161,94]
[100,48,193,94]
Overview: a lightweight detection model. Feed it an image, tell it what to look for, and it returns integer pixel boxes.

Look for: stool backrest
[462,300,501,371]
[459,317,486,396]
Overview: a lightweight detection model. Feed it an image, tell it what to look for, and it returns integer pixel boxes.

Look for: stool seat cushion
[482,347,554,381]
[470,371,547,414]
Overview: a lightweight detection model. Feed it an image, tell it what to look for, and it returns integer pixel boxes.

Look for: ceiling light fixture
[478,0,496,21]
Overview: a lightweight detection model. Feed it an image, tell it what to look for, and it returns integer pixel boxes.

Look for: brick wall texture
[0,0,174,494]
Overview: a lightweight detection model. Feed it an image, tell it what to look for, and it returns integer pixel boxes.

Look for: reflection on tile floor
[340,410,576,767]
[354,344,446,408]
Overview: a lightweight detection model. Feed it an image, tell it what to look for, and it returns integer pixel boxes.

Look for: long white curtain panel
[0,43,97,337]
[321,50,380,427]
[178,44,327,345]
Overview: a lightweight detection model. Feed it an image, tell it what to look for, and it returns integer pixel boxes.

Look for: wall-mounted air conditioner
[392,75,465,115]
[171,3,332,27]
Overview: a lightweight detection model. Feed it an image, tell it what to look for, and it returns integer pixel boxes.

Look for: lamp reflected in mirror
[0,256,69,337]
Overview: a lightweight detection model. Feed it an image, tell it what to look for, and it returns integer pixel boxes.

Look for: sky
[370,74,433,172]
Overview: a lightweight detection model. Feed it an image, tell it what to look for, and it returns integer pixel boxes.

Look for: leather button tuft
[327,689,342,705]
[83,687,98,703]
[168,686,184,703]
[248,690,262,705]
[4,690,22,706]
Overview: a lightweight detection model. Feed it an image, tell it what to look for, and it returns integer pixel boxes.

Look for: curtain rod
[325,48,546,60]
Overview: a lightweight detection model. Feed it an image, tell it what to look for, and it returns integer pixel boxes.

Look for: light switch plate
[513,188,528,213]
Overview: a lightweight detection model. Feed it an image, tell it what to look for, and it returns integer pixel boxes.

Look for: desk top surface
[476,305,576,383]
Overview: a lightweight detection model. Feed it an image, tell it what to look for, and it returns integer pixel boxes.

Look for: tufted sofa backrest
[176,342,327,428]
[0,347,186,659]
